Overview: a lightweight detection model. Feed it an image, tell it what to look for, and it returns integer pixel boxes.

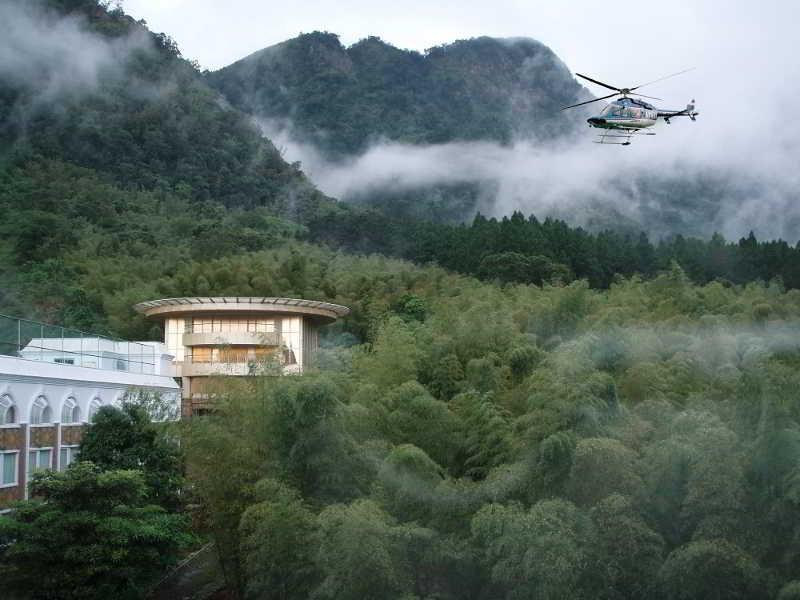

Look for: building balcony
[181,361,256,377]
[0,313,168,376]
[182,331,281,347]
[181,358,301,377]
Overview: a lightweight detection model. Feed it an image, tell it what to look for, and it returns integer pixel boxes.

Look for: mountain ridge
[207,31,589,159]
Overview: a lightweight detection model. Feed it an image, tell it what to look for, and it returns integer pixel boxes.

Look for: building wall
[163,314,322,417]
[0,424,24,507]
[0,423,89,509]
[303,321,320,368]
[0,355,180,510]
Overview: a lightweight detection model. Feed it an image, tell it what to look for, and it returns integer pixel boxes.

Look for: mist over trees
[205,31,800,242]
[183,263,800,599]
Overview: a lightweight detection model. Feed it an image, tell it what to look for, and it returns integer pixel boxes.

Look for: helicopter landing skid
[594,128,656,146]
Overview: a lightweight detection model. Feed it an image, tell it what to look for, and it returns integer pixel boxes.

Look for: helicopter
[562,69,699,145]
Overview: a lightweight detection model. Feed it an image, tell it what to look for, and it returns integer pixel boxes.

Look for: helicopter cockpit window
[601,104,624,117]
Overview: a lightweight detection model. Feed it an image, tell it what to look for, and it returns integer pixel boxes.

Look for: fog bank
[260,117,800,242]
[0,2,150,99]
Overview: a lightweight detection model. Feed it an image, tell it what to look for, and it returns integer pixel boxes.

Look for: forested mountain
[208,32,587,158]
[0,0,325,213]
[207,32,594,221]
[205,31,797,245]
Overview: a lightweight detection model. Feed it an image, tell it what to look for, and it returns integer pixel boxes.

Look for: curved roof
[134,297,350,321]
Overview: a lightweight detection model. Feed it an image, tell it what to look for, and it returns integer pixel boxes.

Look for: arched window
[30,396,52,425]
[87,398,102,422]
[61,397,80,424]
[0,394,15,425]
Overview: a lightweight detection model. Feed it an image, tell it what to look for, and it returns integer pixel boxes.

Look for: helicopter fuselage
[587,97,657,130]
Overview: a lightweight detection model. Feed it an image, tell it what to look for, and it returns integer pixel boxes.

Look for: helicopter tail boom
[658,99,699,123]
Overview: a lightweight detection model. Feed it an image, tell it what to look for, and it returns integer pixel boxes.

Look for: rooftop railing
[0,313,156,375]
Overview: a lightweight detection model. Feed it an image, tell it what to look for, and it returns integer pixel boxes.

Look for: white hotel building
[0,313,179,510]
[0,297,348,509]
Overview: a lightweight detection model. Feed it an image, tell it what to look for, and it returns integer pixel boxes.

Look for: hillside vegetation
[0,0,324,212]
[186,257,800,600]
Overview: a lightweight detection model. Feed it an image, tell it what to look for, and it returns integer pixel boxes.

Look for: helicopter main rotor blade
[575,73,621,92]
[561,92,619,111]
[631,93,663,101]
[630,67,695,91]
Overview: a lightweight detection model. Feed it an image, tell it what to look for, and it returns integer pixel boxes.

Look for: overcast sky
[123,1,794,86]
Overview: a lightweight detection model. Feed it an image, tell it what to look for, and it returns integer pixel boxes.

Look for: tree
[238,479,318,600]
[426,353,465,399]
[264,377,368,502]
[588,494,665,600]
[471,499,594,600]
[451,391,513,480]
[375,444,444,524]
[507,344,542,383]
[354,316,421,389]
[658,540,766,600]
[477,252,571,286]
[566,437,643,507]
[537,431,575,492]
[384,382,462,469]
[0,463,192,600]
[778,581,800,600]
[393,292,427,322]
[313,500,416,600]
[79,402,183,509]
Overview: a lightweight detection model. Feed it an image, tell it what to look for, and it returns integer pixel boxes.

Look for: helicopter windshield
[600,104,625,117]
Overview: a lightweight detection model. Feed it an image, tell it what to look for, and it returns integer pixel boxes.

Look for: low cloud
[0,1,151,99]
[260,116,800,242]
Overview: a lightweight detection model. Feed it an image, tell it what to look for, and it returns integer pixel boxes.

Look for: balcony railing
[0,313,156,375]
[182,331,282,347]
[183,321,278,334]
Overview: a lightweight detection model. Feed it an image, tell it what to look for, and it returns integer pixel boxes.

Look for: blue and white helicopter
[562,69,698,145]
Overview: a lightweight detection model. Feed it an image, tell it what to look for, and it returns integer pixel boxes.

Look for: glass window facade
[0,395,14,425]
[191,347,214,363]
[59,446,79,471]
[220,348,250,363]
[1,452,17,486]
[30,396,51,424]
[165,318,185,362]
[281,317,302,367]
[27,448,52,474]
[189,346,280,364]
[188,318,276,333]
[61,398,80,424]
[88,399,101,422]
[161,311,323,375]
